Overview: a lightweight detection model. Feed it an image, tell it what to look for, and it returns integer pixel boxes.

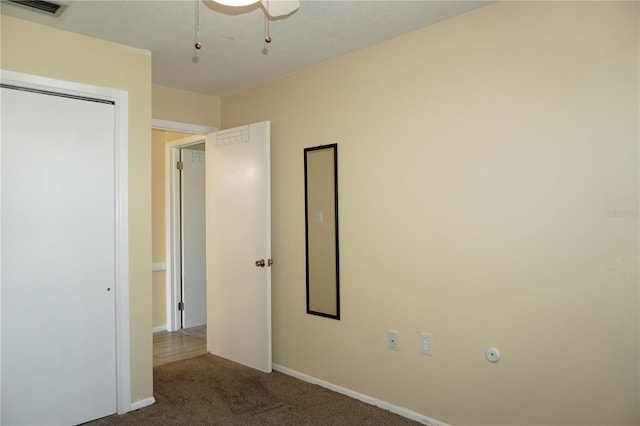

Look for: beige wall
[222,2,639,425]
[151,129,193,329]
[152,84,221,128]
[1,15,153,404]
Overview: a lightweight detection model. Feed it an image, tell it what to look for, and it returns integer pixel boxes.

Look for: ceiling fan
[214,0,300,18]
[193,0,298,52]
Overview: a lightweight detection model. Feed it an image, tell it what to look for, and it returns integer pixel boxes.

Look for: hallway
[153,326,206,367]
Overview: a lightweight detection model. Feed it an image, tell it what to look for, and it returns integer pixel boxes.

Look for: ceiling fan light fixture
[212,0,260,7]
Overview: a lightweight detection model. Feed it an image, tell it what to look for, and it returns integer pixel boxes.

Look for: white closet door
[1,87,117,425]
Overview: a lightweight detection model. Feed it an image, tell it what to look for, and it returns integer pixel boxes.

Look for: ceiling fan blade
[261,0,299,17]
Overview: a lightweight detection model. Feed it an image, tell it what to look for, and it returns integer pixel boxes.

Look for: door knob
[255,258,266,267]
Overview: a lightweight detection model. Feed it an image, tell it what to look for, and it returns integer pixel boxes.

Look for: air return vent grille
[7,0,65,16]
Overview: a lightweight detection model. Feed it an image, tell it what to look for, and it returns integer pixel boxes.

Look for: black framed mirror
[304,143,340,319]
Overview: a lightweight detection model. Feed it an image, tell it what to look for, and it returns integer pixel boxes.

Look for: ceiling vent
[7,0,65,16]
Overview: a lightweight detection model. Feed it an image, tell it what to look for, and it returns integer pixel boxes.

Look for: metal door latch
[255,258,273,267]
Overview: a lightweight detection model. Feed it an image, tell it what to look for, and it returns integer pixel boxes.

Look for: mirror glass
[304,144,340,319]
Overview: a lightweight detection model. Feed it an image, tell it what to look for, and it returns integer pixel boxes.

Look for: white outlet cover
[485,347,501,363]
[388,330,399,351]
[420,333,432,356]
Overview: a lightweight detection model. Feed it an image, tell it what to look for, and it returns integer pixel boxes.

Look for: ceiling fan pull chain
[264,0,271,43]
[194,0,203,50]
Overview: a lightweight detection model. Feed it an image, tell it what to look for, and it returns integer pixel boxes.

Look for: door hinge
[176,160,184,170]
[178,301,184,311]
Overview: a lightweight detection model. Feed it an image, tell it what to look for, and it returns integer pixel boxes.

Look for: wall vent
[7,0,65,16]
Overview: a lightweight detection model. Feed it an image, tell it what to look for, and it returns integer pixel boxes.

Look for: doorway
[167,135,209,332]
[152,121,273,373]
[150,121,216,334]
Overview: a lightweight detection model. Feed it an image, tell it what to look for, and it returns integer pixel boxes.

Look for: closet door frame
[0,69,131,416]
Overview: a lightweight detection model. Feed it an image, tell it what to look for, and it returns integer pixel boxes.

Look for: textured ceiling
[1,0,491,96]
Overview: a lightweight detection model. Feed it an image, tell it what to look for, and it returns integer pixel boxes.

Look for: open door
[166,134,209,332]
[180,145,207,329]
[205,122,272,373]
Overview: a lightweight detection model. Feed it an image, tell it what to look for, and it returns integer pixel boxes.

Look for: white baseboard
[272,364,449,426]
[129,396,155,411]
[152,325,166,333]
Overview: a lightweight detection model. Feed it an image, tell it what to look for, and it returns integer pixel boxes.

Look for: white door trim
[164,134,214,331]
[0,69,131,415]
[151,119,216,135]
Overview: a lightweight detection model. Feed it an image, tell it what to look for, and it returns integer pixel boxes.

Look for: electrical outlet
[388,330,399,351]
[420,333,432,356]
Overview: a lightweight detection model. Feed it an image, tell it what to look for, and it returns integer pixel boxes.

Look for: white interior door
[206,122,272,373]
[181,146,207,328]
[1,86,117,424]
